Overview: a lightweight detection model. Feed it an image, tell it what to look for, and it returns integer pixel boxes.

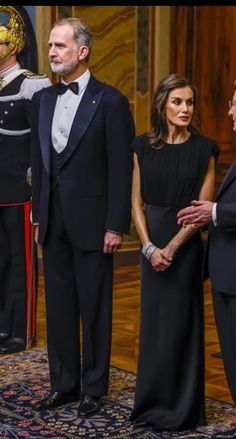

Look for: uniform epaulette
[23,71,48,79]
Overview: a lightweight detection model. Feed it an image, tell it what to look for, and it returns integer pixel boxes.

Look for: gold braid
[0,6,25,61]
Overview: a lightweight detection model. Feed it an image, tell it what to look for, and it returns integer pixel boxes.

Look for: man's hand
[177,200,214,227]
[34,224,39,244]
[103,231,123,254]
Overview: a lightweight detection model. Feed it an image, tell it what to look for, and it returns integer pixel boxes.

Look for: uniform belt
[0,127,30,136]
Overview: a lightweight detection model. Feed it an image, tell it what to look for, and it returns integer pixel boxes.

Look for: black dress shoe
[0,337,25,354]
[34,391,79,411]
[77,395,102,417]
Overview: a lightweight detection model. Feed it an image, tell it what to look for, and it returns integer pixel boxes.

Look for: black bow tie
[56,81,79,95]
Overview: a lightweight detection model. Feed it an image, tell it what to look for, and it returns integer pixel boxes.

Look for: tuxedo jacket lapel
[38,87,58,175]
[61,84,104,167]
[38,76,104,171]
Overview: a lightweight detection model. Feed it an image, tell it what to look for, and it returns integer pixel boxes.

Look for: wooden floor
[36,264,233,405]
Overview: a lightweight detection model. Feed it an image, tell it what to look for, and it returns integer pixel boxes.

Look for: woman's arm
[163,156,216,260]
[198,156,216,201]
[132,153,172,271]
[177,156,216,226]
[131,154,149,245]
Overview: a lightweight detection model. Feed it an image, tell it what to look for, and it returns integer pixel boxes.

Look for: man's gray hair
[53,17,93,62]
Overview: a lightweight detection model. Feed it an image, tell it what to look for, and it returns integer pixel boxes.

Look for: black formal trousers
[0,205,27,339]
[212,289,236,403]
[42,186,113,396]
[0,204,36,342]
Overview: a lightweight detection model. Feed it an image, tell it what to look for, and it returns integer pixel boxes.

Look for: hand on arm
[177,200,214,227]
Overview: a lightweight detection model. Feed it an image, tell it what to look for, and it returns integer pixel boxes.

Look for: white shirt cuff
[212,202,217,226]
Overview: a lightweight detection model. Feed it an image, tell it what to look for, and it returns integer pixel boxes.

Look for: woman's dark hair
[149,73,198,149]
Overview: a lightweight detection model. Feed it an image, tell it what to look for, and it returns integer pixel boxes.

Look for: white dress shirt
[51,69,91,153]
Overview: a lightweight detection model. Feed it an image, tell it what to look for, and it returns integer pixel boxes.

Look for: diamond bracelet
[141,241,157,260]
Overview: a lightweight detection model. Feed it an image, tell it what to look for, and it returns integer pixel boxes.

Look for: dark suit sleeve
[216,202,236,230]
[104,92,135,234]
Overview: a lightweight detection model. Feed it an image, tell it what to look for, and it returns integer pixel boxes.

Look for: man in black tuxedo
[31,17,135,416]
[177,84,236,419]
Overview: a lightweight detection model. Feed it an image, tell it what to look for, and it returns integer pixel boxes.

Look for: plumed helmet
[0,6,24,60]
[0,6,38,72]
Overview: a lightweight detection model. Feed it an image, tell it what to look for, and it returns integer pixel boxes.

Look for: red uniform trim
[0,201,31,206]
[23,201,37,348]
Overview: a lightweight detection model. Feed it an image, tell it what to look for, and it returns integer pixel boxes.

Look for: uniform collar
[0,62,21,79]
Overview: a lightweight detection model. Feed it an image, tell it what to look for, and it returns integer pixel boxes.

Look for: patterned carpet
[0,349,236,438]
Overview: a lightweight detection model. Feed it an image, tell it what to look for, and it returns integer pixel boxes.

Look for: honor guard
[0,6,51,354]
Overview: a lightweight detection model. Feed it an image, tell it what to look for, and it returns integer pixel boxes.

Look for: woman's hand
[150,247,172,272]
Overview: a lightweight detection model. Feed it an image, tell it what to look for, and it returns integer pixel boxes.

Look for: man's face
[228,91,236,132]
[48,23,80,76]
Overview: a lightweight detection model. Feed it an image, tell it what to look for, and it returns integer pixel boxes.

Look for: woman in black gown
[130,74,219,431]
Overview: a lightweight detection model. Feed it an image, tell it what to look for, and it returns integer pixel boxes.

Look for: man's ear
[78,45,89,61]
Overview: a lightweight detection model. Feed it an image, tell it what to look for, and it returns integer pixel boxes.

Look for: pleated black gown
[130,133,219,431]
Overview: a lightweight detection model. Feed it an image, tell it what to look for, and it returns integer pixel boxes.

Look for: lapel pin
[92,100,96,104]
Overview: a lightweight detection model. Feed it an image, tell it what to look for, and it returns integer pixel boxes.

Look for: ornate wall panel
[171,6,236,191]
[74,6,135,101]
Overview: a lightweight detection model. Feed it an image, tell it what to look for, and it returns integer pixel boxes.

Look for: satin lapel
[38,88,58,174]
[216,162,236,200]
[60,87,104,167]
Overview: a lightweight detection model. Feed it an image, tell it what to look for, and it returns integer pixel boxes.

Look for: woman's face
[165,86,194,129]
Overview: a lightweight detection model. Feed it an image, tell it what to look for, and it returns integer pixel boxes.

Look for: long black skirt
[130,205,206,430]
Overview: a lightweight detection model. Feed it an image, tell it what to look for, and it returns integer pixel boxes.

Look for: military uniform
[0,63,51,349]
